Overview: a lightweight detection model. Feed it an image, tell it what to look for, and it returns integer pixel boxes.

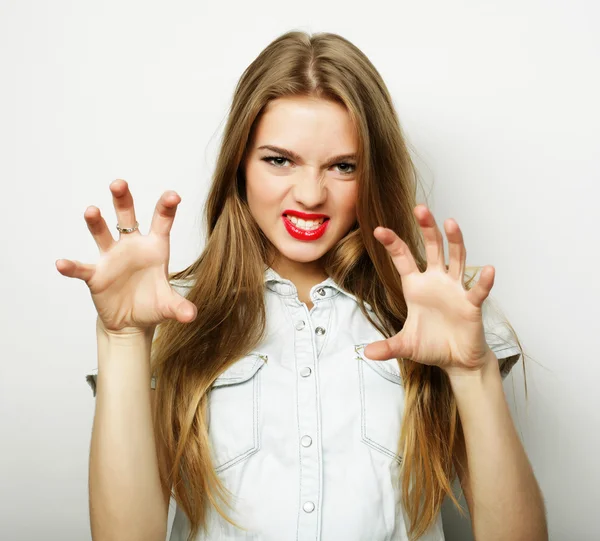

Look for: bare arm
[450,350,548,541]
[89,317,168,541]
[56,179,194,539]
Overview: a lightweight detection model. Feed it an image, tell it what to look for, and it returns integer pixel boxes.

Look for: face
[244,96,359,275]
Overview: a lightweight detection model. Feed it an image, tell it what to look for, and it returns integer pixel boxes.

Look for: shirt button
[303,501,315,513]
[315,326,326,336]
[299,367,312,377]
[301,435,312,447]
[295,320,306,330]
[317,288,326,296]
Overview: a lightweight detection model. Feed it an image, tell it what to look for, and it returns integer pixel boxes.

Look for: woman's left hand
[363,204,495,376]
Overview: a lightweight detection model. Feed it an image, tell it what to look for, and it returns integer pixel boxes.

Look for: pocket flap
[355,343,401,384]
[212,353,268,388]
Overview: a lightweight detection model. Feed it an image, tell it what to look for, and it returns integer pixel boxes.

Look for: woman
[57,31,547,541]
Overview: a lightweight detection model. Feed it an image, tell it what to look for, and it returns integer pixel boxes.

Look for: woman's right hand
[56,179,198,334]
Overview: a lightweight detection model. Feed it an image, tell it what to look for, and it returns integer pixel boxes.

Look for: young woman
[57,31,547,541]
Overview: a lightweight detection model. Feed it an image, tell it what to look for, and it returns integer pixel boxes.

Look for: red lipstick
[282,210,330,241]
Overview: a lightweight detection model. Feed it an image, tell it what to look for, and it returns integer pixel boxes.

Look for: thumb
[167,292,198,323]
[364,334,408,361]
[175,299,198,323]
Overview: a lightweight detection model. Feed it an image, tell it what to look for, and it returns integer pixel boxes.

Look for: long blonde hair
[150,30,527,541]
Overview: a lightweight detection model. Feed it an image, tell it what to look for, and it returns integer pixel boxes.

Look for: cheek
[245,164,284,213]
[337,185,358,220]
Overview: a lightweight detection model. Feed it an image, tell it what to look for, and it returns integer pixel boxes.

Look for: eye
[261,156,291,168]
[335,162,356,175]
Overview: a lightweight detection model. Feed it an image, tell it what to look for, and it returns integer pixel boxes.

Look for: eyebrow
[257,145,357,166]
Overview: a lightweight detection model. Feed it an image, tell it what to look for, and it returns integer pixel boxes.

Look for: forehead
[252,96,358,152]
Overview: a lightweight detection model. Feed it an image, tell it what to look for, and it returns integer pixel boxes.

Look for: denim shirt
[86,267,521,541]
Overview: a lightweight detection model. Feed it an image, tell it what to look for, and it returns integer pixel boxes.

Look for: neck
[270,256,328,294]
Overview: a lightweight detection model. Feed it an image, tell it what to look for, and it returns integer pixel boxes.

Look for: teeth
[286,215,326,230]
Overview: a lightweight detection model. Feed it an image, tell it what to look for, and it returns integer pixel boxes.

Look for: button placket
[292,303,321,540]
[310,290,333,363]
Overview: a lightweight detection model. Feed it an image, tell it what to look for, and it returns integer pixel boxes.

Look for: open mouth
[283,214,329,230]
[282,214,330,241]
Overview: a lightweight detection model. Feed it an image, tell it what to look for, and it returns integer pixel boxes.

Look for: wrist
[96,316,156,341]
[446,349,501,390]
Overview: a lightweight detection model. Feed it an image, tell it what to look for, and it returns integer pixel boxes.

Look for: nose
[291,170,327,209]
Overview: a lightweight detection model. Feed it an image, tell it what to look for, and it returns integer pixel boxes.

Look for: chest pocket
[355,343,404,465]
[208,352,267,473]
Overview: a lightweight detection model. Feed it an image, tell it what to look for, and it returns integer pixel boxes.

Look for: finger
[163,291,197,323]
[373,227,419,277]
[55,259,95,283]
[110,179,141,236]
[414,205,446,271]
[465,265,495,308]
[363,334,410,361]
[444,218,466,283]
[149,191,181,237]
[84,206,116,253]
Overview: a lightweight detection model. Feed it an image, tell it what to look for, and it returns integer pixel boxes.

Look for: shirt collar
[264,266,373,312]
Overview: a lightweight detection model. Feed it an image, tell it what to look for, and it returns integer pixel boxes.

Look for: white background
[1,1,598,540]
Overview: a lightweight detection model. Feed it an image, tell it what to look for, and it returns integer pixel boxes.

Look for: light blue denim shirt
[86,267,521,541]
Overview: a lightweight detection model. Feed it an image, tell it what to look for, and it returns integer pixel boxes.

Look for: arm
[449,349,548,541]
[89,317,168,541]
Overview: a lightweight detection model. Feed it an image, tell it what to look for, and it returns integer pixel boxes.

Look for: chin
[271,238,333,264]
